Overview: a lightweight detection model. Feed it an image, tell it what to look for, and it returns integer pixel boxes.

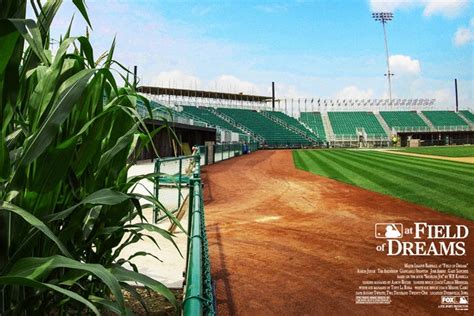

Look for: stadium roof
[137,86,271,102]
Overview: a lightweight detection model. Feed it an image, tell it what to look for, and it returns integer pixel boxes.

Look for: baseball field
[396,145,474,157]
[204,149,474,315]
[293,148,474,220]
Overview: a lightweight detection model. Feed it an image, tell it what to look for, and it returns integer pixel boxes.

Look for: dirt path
[202,150,473,316]
[382,150,474,164]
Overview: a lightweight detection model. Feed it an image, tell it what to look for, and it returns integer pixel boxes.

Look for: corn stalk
[0,0,181,314]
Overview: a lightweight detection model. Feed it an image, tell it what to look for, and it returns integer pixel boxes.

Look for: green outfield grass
[395,145,474,157]
[293,150,474,220]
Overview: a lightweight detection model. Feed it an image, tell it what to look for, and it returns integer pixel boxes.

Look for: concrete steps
[374,112,392,136]
[417,111,436,130]
[207,107,265,142]
[321,112,335,141]
[457,112,474,129]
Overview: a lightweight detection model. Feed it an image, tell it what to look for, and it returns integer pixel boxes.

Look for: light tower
[372,12,394,105]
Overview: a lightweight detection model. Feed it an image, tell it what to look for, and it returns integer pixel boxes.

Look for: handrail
[183,153,215,316]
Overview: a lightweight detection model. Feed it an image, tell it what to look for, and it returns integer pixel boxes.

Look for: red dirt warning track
[202,150,473,316]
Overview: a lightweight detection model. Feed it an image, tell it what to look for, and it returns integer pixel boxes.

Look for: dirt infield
[382,150,474,164]
[202,150,473,315]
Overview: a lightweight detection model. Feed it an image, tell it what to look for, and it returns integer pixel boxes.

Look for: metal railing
[183,154,215,315]
[153,155,195,222]
[154,145,260,315]
[392,125,472,133]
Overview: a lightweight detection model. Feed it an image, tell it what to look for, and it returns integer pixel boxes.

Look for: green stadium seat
[181,106,242,133]
[263,111,319,141]
[216,108,312,146]
[299,112,326,141]
[328,112,386,136]
[460,110,474,124]
[422,111,468,127]
[380,111,428,131]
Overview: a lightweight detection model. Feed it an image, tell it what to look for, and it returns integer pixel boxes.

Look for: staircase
[457,112,474,130]
[259,111,319,143]
[417,111,436,131]
[374,112,392,137]
[321,112,335,141]
[207,107,265,143]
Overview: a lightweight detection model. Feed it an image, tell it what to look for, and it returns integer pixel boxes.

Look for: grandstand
[380,111,429,132]
[299,112,327,141]
[460,110,474,123]
[180,105,242,133]
[216,108,313,146]
[139,87,474,149]
[262,111,319,141]
[422,111,469,130]
[328,111,387,137]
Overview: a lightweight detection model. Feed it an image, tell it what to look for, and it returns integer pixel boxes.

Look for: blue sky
[45,0,473,108]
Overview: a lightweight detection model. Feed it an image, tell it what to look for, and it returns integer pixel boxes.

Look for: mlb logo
[375,223,403,239]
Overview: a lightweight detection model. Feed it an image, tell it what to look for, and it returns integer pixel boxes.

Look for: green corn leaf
[17,68,96,167]
[120,282,151,315]
[7,255,126,314]
[111,265,178,310]
[88,295,122,315]
[0,131,11,181]
[72,0,92,29]
[0,201,72,258]
[97,126,137,172]
[127,223,182,257]
[45,188,130,222]
[0,276,100,315]
[77,36,95,68]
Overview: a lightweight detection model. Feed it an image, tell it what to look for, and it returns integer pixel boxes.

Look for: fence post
[178,158,182,211]
[154,159,161,223]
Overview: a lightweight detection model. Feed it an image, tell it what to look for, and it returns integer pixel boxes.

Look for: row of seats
[263,111,319,140]
[299,112,327,140]
[328,111,386,136]
[380,111,428,128]
[460,110,474,123]
[180,106,242,133]
[216,108,311,146]
[421,111,468,127]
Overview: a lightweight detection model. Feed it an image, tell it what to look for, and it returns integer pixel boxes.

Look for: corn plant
[0,0,183,314]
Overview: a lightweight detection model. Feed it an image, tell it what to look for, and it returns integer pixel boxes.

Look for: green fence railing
[182,154,215,315]
[154,143,259,315]
[154,153,215,315]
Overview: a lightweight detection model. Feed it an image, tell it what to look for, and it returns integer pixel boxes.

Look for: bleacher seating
[263,111,318,140]
[460,110,474,123]
[328,112,386,136]
[216,108,311,146]
[181,106,242,132]
[380,111,428,129]
[299,112,326,140]
[422,111,468,127]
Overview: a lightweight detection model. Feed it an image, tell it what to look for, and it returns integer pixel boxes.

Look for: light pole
[372,12,394,105]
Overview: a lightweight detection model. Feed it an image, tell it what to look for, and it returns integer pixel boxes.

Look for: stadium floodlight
[372,12,394,105]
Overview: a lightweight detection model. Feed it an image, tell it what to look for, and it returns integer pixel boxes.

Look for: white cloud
[454,18,474,46]
[334,86,375,99]
[255,4,288,14]
[432,88,451,104]
[151,70,202,89]
[454,27,473,46]
[369,0,469,18]
[389,55,421,76]
[422,0,469,18]
[369,0,417,12]
[209,75,261,94]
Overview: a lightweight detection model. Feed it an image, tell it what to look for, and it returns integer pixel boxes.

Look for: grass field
[395,145,474,157]
[293,149,474,220]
